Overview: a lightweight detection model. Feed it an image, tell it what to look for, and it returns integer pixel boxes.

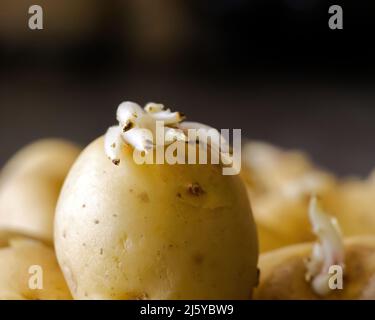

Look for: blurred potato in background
[0,238,71,300]
[242,141,336,252]
[324,177,375,237]
[0,139,80,244]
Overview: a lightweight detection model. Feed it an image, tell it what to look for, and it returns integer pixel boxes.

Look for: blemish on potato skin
[138,192,150,203]
[94,219,100,224]
[62,230,67,238]
[187,183,205,196]
[100,248,104,255]
[192,253,204,265]
[82,204,86,208]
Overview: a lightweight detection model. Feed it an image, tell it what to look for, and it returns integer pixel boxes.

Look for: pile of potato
[1,133,375,299]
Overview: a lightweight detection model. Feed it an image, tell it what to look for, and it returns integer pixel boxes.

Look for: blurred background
[0,0,374,176]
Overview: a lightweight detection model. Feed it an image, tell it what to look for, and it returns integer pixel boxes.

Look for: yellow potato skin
[254,236,375,300]
[253,194,314,252]
[0,139,81,243]
[0,238,72,300]
[55,137,258,300]
[242,141,337,252]
[325,178,375,237]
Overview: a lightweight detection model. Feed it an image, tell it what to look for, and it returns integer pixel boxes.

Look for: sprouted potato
[55,102,259,300]
[255,197,375,300]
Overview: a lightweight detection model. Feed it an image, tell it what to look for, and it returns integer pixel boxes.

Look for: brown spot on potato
[192,253,204,265]
[177,192,182,198]
[188,183,205,196]
[100,248,104,255]
[112,159,120,166]
[62,230,67,238]
[82,204,86,208]
[138,192,150,203]
[94,219,99,224]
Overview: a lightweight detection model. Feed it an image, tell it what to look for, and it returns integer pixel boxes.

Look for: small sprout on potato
[305,196,345,296]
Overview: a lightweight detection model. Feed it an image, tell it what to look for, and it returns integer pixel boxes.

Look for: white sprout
[148,110,185,125]
[305,196,345,296]
[144,102,165,113]
[164,127,187,144]
[116,101,144,127]
[104,126,123,165]
[122,128,154,153]
[180,122,233,165]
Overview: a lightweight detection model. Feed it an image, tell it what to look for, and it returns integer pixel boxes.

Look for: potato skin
[324,178,375,237]
[55,137,258,299]
[0,139,81,243]
[254,236,375,300]
[242,141,336,253]
[0,238,72,300]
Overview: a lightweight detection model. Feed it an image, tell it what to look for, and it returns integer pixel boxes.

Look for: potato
[55,137,258,299]
[0,139,81,244]
[242,141,336,252]
[324,177,375,237]
[254,236,375,299]
[250,173,335,252]
[0,238,72,300]
[242,141,316,195]
[254,195,314,252]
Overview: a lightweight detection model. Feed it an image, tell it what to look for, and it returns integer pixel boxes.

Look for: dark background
[1,0,374,176]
